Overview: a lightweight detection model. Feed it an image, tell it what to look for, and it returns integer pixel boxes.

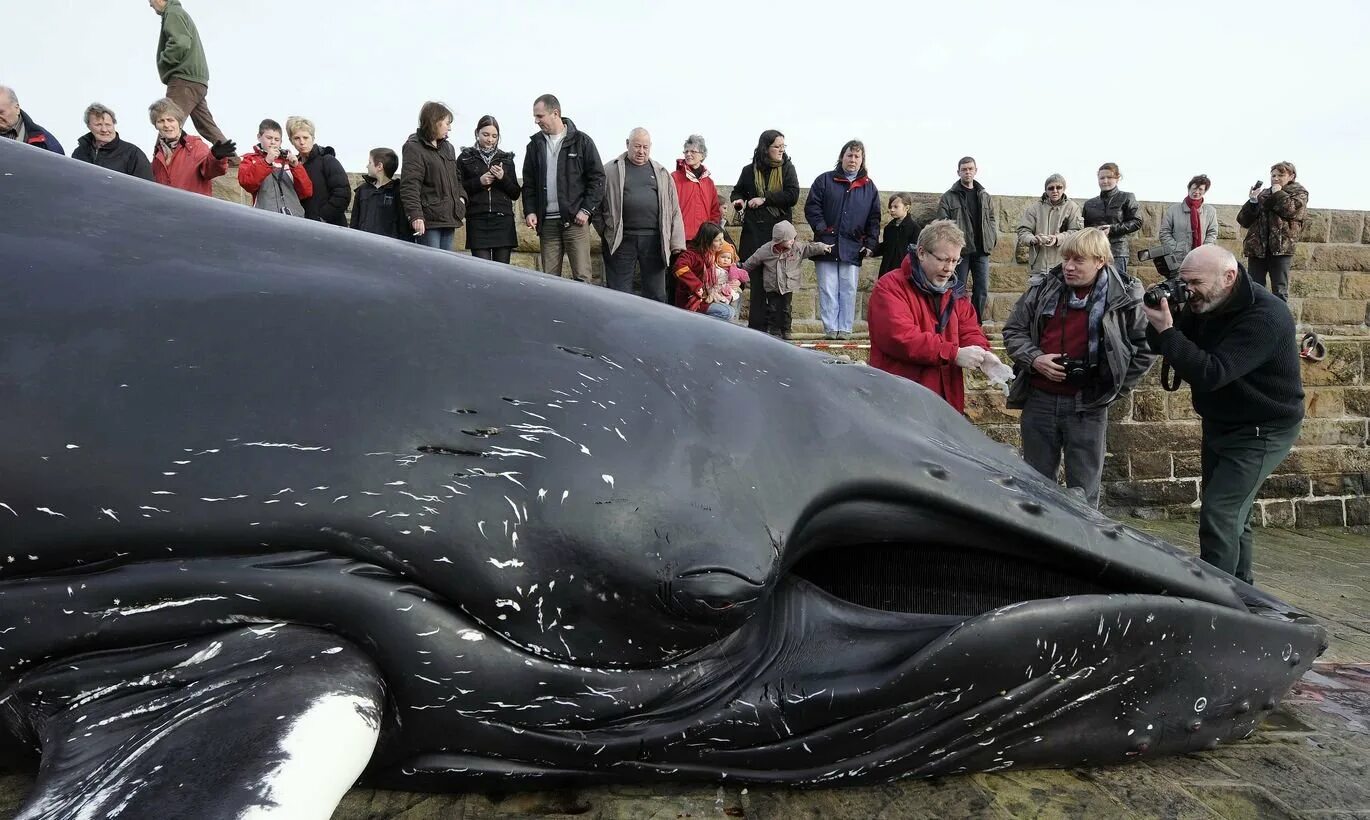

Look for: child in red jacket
[236,118,312,217]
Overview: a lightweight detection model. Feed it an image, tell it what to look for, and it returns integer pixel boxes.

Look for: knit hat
[716,241,737,262]
[771,221,797,242]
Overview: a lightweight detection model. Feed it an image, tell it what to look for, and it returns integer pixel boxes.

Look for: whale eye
[667,569,764,621]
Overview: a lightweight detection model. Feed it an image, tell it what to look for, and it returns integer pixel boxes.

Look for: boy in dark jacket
[351,148,406,240]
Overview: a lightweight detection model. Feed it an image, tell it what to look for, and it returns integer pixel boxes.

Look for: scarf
[1185,196,1204,249]
[478,145,498,165]
[907,252,967,333]
[1044,268,1110,365]
[157,135,181,162]
[753,156,784,198]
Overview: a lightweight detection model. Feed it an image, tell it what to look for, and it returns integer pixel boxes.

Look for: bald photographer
[1142,245,1304,585]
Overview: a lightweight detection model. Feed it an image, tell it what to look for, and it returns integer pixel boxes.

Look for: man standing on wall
[1082,163,1142,276]
[522,94,605,282]
[935,157,996,322]
[149,0,231,157]
[1142,245,1303,585]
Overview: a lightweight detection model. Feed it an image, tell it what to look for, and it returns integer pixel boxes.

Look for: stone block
[983,292,1018,324]
[1299,341,1363,386]
[981,424,1021,448]
[1131,391,1166,422]
[1300,210,1331,243]
[1340,272,1370,300]
[1330,211,1365,244]
[1309,243,1370,272]
[1101,451,1127,481]
[1296,419,1367,447]
[1304,387,1346,419]
[1276,446,1370,475]
[790,289,817,321]
[963,390,1018,425]
[1288,271,1344,298]
[1346,496,1370,526]
[989,264,1032,293]
[1294,498,1345,527]
[1109,420,1202,451]
[509,251,541,272]
[1299,298,1367,328]
[1214,205,1243,240]
[1365,214,1370,244]
[1107,398,1130,422]
[1258,473,1310,500]
[1311,472,1368,496]
[1173,451,1202,477]
[1165,391,1199,420]
[1290,243,1315,271]
[1346,387,1370,417]
[1262,499,1296,527]
[1130,451,1173,479]
[1104,478,1198,506]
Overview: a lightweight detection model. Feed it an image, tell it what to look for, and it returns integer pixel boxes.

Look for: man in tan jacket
[1016,173,1083,273]
[596,128,686,303]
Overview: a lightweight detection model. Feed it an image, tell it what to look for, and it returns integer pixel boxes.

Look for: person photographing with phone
[1001,228,1154,507]
[1142,244,1303,585]
[1236,162,1308,301]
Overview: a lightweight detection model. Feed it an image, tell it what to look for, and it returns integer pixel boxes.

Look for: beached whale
[0,140,1324,818]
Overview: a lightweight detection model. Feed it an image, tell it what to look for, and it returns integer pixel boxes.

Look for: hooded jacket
[457,146,521,218]
[936,181,998,256]
[670,159,722,239]
[150,133,225,196]
[237,144,313,216]
[73,133,154,180]
[299,145,351,225]
[1016,194,1084,273]
[868,255,990,413]
[1001,264,1154,411]
[804,168,881,266]
[521,118,605,224]
[597,154,686,261]
[400,133,465,229]
[1236,182,1309,258]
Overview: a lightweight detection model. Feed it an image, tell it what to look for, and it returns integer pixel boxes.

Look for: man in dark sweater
[1144,244,1303,585]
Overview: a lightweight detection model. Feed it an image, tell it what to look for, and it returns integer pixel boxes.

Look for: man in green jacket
[149,0,230,153]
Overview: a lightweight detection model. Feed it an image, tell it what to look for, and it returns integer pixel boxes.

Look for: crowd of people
[0,0,1316,588]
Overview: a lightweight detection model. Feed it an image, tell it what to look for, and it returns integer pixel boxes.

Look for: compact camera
[1143,278,1191,310]
[1055,356,1094,387]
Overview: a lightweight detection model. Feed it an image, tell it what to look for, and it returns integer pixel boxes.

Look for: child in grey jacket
[740,220,830,339]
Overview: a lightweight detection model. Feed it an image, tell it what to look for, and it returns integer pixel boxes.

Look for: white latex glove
[954,346,987,369]
[980,358,1015,397]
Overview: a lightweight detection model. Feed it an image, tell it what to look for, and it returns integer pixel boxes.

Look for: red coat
[236,147,314,203]
[671,160,722,240]
[151,134,226,197]
[671,248,713,312]
[868,256,990,413]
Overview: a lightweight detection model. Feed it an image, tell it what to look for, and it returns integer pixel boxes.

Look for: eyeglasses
[1046,185,1064,191]
[920,248,962,267]
[683,149,703,156]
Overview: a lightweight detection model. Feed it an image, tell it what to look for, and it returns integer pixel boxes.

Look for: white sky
[9,0,1370,209]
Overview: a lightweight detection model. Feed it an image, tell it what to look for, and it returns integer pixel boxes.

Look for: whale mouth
[785,498,1219,619]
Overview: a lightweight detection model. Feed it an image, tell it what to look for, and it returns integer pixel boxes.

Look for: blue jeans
[1019,390,1109,508]
[1113,254,1128,277]
[416,227,455,251]
[705,301,736,321]
[955,252,990,322]
[815,260,858,333]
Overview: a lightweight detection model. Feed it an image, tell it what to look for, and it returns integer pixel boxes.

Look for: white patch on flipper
[238,693,380,819]
[174,640,224,668]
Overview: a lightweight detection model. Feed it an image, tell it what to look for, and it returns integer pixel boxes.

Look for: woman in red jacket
[147,97,231,197]
[670,134,722,241]
[868,219,992,413]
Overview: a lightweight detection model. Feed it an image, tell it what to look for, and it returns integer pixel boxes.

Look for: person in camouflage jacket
[1236,161,1308,301]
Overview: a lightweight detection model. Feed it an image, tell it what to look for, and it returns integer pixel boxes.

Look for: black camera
[1144,278,1191,310]
[1055,356,1093,387]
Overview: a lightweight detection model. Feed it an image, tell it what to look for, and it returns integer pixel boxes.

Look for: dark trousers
[165,78,227,146]
[1113,255,1129,278]
[605,232,667,302]
[955,252,990,322]
[473,247,512,264]
[763,290,794,337]
[1019,390,1109,507]
[1199,419,1301,584]
[1248,255,1293,301]
[747,279,766,329]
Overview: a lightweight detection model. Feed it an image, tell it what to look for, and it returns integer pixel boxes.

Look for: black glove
[210,140,237,160]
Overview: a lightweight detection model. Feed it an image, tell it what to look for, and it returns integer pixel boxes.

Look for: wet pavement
[1,519,1366,819]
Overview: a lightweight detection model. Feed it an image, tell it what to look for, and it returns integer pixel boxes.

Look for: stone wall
[210,172,1370,528]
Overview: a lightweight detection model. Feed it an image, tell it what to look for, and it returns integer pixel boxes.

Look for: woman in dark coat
[457,115,522,264]
[730,129,799,330]
[400,101,465,251]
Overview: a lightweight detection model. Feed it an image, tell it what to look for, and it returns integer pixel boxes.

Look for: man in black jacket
[522,94,605,282]
[1143,245,1303,585]
[935,157,996,321]
[72,103,153,180]
[1083,162,1142,277]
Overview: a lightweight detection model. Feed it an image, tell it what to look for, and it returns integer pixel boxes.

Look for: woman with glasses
[1016,173,1083,274]
[671,134,721,241]
[730,130,799,330]
[804,139,881,340]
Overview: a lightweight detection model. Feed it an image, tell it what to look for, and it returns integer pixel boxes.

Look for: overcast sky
[8,0,1369,209]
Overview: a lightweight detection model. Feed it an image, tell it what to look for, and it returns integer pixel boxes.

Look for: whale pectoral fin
[5,626,384,820]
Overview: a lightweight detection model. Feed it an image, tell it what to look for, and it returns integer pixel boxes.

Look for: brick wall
[210,172,1370,528]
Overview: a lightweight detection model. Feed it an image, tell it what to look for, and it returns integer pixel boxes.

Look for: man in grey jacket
[1002,228,1155,507]
[935,157,996,321]
[596,128,686,303]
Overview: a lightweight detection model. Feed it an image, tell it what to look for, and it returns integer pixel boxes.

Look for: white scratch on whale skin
[561,491,569,504]
[416,628,440,637]
[489,558,525,569]
[242,442,332,452]
[150,491,175,496]
[601,475,615,489]
[496,599,522,611]
[96,595,228,616]
[99,508,119,522]
[457,629,484,641]
[36,507,66,517]
[174,641,223,668]
[0,503,15,516]
[66,444,80,449]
